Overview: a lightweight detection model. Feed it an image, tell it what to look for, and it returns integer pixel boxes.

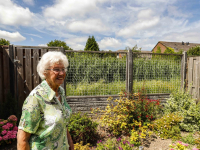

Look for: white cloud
[0,30,26,42]
[137,9,154,19]
[38,44,47,47]
[65,36,88,50]
[68,19,109,33]
[26,33,42,38]
[23,0,34,6]
[117,17,160,38]
[0,0,35,26]
[99,37,122,50]
[163,31,200,43]
[31,37,34,41]
[43,0,98,19]
[167,6,189,18]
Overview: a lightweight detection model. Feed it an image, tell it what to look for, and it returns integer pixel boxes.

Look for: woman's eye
[53,69,60,72]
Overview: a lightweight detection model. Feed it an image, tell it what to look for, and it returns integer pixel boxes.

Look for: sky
[1,0,200,51]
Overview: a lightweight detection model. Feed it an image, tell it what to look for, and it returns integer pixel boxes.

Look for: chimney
[182,41,184,45]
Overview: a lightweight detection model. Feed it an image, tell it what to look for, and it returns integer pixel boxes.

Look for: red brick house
[152,41,200,53]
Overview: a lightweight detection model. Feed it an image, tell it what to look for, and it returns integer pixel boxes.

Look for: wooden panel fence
[0,45,65,116]
[0,46,10,104]
[187,56,200,100]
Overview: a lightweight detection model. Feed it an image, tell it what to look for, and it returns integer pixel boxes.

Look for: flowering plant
[92,86,162,136]
[0,115,18,146]
[169,141,193,150]
[96,137,135,150]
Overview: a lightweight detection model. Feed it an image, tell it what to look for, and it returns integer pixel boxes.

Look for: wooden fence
[0,45,64,113]
[187,56,200,100]
[0,46,10,105]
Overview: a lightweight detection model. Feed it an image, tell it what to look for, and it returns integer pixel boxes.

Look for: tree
[187,46,200,56]
[84,36,100,51]
[47,39,72,50]
[125,45,142,52]
[0,38,10,45]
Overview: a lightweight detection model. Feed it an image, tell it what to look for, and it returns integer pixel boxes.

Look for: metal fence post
[126,50,133,95]
[181,51,187,91]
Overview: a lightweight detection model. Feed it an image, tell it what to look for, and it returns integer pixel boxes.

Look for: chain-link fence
[132,53,182,94]
[65,51,182,96]
[66,51,126,96]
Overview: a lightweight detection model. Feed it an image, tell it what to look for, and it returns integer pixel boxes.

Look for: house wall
[153,43,167,53]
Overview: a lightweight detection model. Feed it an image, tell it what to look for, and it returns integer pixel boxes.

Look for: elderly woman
[17,51,74,150]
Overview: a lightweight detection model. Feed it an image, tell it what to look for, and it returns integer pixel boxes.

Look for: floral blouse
[18,80,72,150]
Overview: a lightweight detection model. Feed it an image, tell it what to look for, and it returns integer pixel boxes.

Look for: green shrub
[96,137,136,150]
[181,132,195,145]
[68,112,98,145]
[93,87,162,136]
[153,113,183,140]
[164,90,200,132]
[187,46,200,56]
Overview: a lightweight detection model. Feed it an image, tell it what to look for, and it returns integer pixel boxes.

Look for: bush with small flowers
[74,141,91,150]
[92,86,162,136]
[0,115,18,146]
[95,137,135,150]
[153,112,183,140]
[164,90,200,132]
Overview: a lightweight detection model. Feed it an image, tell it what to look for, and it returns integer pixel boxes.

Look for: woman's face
[45,62,66,89]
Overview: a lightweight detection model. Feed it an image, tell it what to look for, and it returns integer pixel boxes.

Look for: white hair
[37,51,69,80]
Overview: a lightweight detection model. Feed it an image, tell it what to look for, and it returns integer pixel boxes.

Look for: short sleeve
[18,95,42,134]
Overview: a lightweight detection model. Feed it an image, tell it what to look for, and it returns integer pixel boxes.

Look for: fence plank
[9,45,15,96]
[40,49,47,83]
[0,46,3,103]
[17,48,25,111]
[41,49,47,57]
[188,57,193,95]
[33,49,40,88]
[3,47,10,102]
[25,49,32,96]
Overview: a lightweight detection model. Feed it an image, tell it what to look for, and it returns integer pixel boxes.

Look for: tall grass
[66,79,181,96]
[65,53,182,96]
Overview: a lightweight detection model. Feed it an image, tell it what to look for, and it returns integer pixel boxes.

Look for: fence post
[181,51,187,90]
[60,47,67,94]
[126,50,133,95]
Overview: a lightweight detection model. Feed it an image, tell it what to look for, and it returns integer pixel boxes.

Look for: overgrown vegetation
[164,90,200,132]
[187,46,200,56]
[66,52,181,96]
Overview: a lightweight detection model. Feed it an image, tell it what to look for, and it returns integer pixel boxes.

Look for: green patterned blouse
[18,80,72,150]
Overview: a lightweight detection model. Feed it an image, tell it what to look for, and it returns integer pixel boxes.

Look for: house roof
[152,41,200,52]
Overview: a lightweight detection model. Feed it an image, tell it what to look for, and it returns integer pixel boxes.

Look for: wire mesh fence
[65,51,182,96]
[65,51,127,96]
[132,53,182,94]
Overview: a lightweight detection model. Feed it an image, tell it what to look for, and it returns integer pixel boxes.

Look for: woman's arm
[17,129,31,150]
[67,128,74,150]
